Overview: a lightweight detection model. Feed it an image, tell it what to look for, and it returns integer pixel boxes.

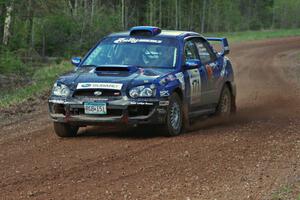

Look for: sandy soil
[1,37,300,200]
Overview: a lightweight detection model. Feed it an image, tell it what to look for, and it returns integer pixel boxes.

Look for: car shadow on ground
[75,105,273,139]
[75,117,244,139]
[76,125,165,139]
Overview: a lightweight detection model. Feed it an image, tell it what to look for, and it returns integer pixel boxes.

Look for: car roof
[108,30,203,39]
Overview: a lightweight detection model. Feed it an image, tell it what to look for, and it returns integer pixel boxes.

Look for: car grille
[73,89,121,98]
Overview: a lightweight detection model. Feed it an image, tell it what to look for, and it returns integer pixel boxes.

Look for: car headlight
[52,83,70,97]
[129,85,156,98]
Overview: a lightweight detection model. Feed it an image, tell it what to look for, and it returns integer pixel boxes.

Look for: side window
[194,39,216,64]
[184,40,198,61]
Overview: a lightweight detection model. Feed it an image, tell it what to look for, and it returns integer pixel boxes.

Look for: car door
[193,38,220,105]
[183,38,208,109]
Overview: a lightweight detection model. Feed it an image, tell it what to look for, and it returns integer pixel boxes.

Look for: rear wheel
[164,93,183,136]
[53,122,78,137]
[216,86,232,116]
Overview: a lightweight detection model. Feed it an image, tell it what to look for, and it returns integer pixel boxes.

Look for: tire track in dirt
[0,37,300,200]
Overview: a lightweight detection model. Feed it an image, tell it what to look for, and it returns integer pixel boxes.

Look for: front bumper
[48,96,169,126]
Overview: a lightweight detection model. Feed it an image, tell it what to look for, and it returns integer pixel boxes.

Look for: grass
[1,28,300,109]
[271,182,300,200]
[0,61,73,108]
[272,185,293,200]
[206,28,300,42]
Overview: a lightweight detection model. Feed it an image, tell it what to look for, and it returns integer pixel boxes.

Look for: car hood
[57,65,175,90]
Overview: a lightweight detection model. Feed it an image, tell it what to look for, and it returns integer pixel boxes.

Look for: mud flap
[182,103,191,132]
[231,93,237,114]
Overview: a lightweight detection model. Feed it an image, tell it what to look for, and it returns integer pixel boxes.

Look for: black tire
[53,122,78,137]
[216,85,232,116]
[164,93,183,136]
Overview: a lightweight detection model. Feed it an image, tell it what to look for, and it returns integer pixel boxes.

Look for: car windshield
[82,37,179,68]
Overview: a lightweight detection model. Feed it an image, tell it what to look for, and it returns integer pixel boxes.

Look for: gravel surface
[1,37,300,200]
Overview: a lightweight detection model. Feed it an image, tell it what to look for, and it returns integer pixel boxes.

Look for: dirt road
[1,37,300,200]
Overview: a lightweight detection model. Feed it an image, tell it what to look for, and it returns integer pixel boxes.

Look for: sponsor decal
[159,74,176,85]
[214,59,227,86]
[160,90,170,97]
[81,83,92,88]
[159,101,169,106]
[130,101,154,105]
[220,67,226,77]
[77,82,123,90]
[220,57,228,78]
[114,38,162,44]
[206,64,214,79]
[175,72,185,90]
[166,74,176,81]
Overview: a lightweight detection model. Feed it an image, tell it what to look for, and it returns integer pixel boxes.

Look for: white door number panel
[188,69,201,104]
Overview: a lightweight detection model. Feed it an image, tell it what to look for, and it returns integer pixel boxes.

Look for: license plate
[84,102,107,115]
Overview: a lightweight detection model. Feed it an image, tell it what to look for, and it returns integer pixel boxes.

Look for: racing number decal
[188,69,201,104]
[192,79,200,96]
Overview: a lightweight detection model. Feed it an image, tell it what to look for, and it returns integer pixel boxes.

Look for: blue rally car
[48,26,236,137]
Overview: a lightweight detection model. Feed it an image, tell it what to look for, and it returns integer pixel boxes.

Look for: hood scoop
[95,65,138,73]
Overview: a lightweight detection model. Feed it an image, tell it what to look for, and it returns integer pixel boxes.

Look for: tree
[201,0,207,32]
[2,0,13,46]
[121,0,126,30]
[0,0,300,59]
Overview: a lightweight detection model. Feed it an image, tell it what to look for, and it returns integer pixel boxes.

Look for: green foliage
[273,0,300,29]
[0,61,73,108]
[271,182,300,200]
[9,17,29,50]
[1,0,300,58]
[0,48,25,74]
[271,185,292,200]
[43,15,76,56]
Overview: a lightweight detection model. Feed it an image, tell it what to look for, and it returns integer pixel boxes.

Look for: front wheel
[53,122,78,137]
[164,93,183,136]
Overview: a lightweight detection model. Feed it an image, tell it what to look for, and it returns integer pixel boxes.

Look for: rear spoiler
[206,37,229,56]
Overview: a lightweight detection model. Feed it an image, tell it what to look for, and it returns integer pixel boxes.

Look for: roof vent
[129,26,161,36]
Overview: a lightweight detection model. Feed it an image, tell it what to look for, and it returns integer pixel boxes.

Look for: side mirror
[71,57,81,66]
[185,59,201,69]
